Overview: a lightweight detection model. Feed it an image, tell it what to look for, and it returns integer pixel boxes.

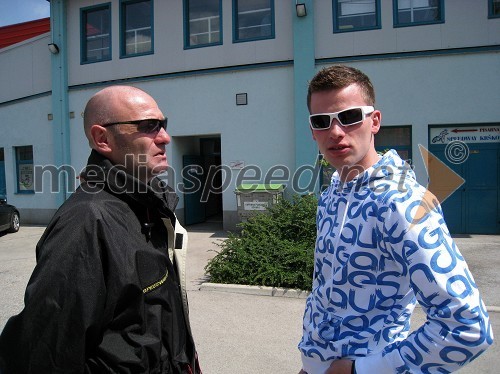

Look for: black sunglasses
[101,118,168,134]
[309,106,374,130]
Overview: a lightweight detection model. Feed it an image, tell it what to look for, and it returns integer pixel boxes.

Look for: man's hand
[325,359,354,374]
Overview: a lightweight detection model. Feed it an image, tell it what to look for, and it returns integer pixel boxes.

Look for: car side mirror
[0,196,6,204]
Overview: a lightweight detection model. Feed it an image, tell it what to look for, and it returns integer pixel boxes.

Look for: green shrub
[204,194,317,290]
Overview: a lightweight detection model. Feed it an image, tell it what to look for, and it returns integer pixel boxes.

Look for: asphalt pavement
[0,223,498,373]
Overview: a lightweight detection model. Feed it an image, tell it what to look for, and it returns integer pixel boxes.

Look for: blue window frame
[393,0,444,27]
[120,0,153,58]
[15,146,34,194]
[233,0,275,43]
[489,0,500,18]
[80,3,111,64]
[333,0,381,33]
[184,0,222,49]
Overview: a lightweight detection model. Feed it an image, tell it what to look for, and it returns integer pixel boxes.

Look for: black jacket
[0,151,199,373]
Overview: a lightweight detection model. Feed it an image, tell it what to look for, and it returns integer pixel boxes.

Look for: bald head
[83,85,160,145]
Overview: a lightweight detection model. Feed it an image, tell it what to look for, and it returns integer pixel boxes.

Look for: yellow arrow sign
[410,145,465,229]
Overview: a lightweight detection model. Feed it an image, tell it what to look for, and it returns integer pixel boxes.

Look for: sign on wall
[18,164,33,191]
[430,126,500,144]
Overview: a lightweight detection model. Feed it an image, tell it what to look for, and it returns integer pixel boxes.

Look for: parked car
[0,195,20,233]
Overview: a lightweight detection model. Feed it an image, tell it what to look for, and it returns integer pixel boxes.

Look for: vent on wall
[236,93,247,105]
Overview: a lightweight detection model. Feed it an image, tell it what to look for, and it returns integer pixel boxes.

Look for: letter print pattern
[299,151,493,373]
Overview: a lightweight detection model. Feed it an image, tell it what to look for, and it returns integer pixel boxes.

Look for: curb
[199,282,309,299]
[199,283,500,313]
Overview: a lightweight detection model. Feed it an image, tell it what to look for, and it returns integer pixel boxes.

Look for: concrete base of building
[18,208,57,225]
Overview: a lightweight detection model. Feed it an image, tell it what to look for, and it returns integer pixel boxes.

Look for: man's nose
[155,127,171,144]
[328,119,345,138]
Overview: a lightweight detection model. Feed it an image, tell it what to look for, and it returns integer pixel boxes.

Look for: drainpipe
[292,0,317,193]
[49,0,71,205]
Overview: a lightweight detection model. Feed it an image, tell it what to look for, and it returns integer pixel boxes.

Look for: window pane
[494,0,500,16]
[187,0,221,46]
[16,146,34,192]
[397,0,441,24]
[124,0,152,55]
[376,127,411,147]
[337,0,377,30]
[236,0,273,41]
[84,7,111,62]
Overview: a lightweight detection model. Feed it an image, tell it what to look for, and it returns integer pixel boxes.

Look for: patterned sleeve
[355,196,493,373]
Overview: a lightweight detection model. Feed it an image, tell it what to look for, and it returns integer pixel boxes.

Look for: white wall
[314,0,500,59]
[67,65,296,214]
[0,95,57,210]
[67,0,294,86]
[0,34,51,103]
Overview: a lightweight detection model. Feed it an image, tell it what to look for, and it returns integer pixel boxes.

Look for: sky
[0,0,50,27]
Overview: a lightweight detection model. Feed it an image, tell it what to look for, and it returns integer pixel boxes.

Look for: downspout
[49,0,71,205]
[292,0,317,193]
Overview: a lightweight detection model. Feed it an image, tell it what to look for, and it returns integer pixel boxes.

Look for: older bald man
[0,86,201,373]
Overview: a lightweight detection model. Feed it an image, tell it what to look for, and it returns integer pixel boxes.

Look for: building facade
[0,0,499,233]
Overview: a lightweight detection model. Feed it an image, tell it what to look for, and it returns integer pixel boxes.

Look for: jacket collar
[80,150,179,219]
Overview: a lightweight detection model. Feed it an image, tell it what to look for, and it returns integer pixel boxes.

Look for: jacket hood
[329,149,414,195]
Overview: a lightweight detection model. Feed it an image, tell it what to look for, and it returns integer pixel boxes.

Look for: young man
[0,86,201,373]
[298,66,493,373]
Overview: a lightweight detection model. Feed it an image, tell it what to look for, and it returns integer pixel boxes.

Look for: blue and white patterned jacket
[299,150,493,373]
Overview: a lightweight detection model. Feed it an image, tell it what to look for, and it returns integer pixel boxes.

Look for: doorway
[182,137,223,226]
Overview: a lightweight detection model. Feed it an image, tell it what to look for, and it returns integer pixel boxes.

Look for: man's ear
[89,125,113,155]
[371,110,381,135]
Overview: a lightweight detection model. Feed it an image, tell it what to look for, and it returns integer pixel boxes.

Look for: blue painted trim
[489,0,500,18]
[119,0,154,59]
[50,0,71,204]
[393,0,444,28]
[232,0,275,43]
[80,3,112,64]
[67,60,293,91]
[317,45,500,65]
[183,0,223,49]
[292,0,317,192]
[0,91,51,107]
[333,0,381,33]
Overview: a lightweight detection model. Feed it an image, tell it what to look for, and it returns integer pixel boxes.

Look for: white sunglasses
[309,106,374,130]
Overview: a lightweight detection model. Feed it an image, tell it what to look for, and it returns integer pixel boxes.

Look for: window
[333,0,381,33]
[393,0,444,27]
[375,126,412,163]
[15,146,34,193]
[184,0,222,48]
[81,4,111,64]
[489,0,500,18]
[120,0,153,57]
[233,0,274,42]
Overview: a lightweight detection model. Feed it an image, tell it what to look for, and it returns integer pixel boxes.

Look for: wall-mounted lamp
[48,43,60,54]
[296,2,307,17]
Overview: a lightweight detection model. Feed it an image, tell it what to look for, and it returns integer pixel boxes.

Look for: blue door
[182,155,207,225]
[430,143,499,234]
